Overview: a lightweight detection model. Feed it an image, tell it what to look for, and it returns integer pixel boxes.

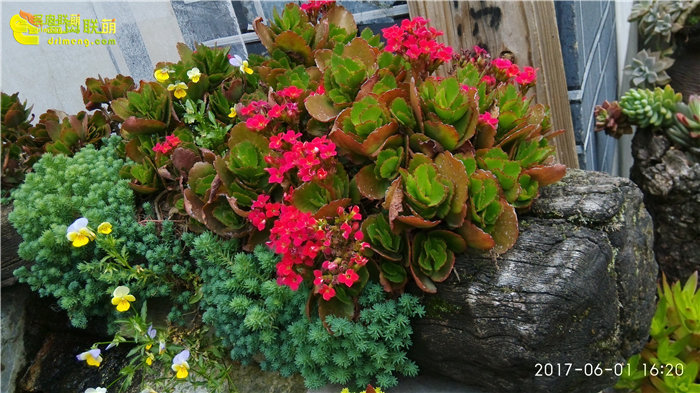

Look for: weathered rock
[630,128,700,281]
[1,203,28,287]
[1,285,29,393]
[410,169,658,393]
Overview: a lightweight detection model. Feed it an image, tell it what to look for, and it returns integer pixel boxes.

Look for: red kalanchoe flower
[481,75,496,85]
[337,269,359,287]
[246,114,270,131]
[301,0,335,13]
[152,134,181,154]
[381,17,453,63]
[479,112,499,130]
[268,104,285,119]
[473,45,488,57]
[265,132,337,184]
[507,64,520,78]
[313,269,325,286]
[152,143,168,154]
[491,57,512,70]
[278,85,304,99]
[318,284,336,301]
[165,135,181,147]
[515,66,538,85]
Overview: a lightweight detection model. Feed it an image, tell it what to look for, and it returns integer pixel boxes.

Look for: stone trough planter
[410,169,658,393]
[1,170,658,393]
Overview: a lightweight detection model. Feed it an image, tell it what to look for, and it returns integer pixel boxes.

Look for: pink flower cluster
[479,112,499,130]
[239,100,299,131]
[300,0,335,13]
[277,85,305,100]
[312,206,368,300]
[152,134,181,154]
[491,58,538,85]
[248,198,369,300]
[264,130,337,184]
[381,17,453,62]
[250,195,323,290]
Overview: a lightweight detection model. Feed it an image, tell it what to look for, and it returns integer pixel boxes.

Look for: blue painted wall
[555,0,619,172]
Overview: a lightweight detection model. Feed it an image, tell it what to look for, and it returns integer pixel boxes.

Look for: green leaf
[390,97,416,129]
[305,94,340,122]
[291,182,331,213]
[354,164,391,200]
[381,261,407,283]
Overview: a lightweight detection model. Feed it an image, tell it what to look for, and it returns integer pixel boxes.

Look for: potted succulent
[626,0,700,98]
[595,86,699,281]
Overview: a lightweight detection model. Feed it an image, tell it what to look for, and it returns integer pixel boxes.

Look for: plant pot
[410,169,657,393]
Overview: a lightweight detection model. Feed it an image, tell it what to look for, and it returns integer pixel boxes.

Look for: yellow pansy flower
[111,286,136,312]
[66,217,95,247]
[154,68,170,82]
[186,67,201,83]
[145,352,155,366]
[77,348,103,367]
[167,82,188,99]
[240,60,253,75]
[228,107,237,119]
[171,349,190,379]
[97,222,112,235]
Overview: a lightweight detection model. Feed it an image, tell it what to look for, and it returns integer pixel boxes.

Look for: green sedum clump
[9,136,197,328]
[193,232,424,390]
[615,272,700,392]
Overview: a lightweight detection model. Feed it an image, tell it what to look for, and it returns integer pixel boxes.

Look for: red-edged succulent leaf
[125,138,146,163]
[314,49,333,73]
[459,219,496,250]
[355,74,380,102]
[409,76,424,132]
[523,164,566,186]
[411,230,465,285]
[435,151,469,227]
[354,164,391,200]
[375,259,409,294]
[275,31,313,65]
[409,259,437,293]
[201,195,246,237]
[394,214,441,229]
[496,123,538,151]
[383,177,404,232]
[171,147,198,173]
[490,199,519,255]
[318,293,356,329]
[424,119,460,150]
[183,188,206,222]
[475,124,497,149]
[326,6,357,39]
[129,182,159,194]
[305,94,340,122]
[253,17,276,53]
[121,117,168,135]
[313,198,351,219]
[291,181,332,213]
[343,37,378,70]
[330,109,399,157]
